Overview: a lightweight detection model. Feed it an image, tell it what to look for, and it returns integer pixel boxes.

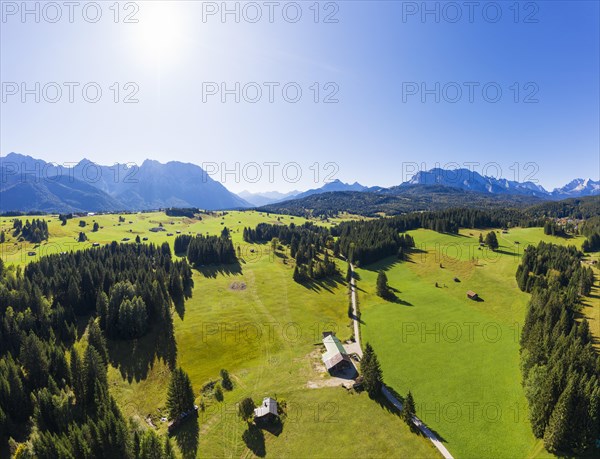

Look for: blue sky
[1,1,598,192]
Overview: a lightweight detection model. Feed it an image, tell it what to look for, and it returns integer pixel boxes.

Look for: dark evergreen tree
[401,391,416,427]
[220,369,233,391]
[166,368,195,419]
[87,319,108,364]
[361,343,383,398]
[485,231,499,250]
[376,271,391,299]
[238,397,256,422]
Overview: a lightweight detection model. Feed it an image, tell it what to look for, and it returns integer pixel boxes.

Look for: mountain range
[0,153,248,213]
[400,168,599,199]
[238,189,300,207]
[0,153,598,213]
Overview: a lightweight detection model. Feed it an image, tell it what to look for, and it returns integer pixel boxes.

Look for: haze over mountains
[0,153,248,212]
[0,153,598,213]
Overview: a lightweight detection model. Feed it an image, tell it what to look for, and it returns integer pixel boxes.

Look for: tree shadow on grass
[494,248,520,258]
[107,324,177,383]
[404,248,427,264]
[194,262,242,279]
[391,297,413,306]
[242,424,266,457]
[349,312,366,325]
[260,418,284,437]
[381,291,413,307]
[361,256,401,273]
[442,232,470,238]
[298,273,345,294]
[174,415,199,459]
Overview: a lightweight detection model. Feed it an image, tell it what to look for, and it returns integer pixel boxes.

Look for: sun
[130,1,187,65]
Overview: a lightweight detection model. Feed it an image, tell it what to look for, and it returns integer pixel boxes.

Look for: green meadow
[107,235,436,458]
[0,210,312,266]
[358,228,591,459]
[2,212,597,458]
[1,211,436,458]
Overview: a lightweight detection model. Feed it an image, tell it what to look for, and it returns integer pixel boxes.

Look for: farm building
[92,242,100,247]
[254,397,278,423]
[149,227,166,232]
[322,333,351,373]
[466,290,479,300]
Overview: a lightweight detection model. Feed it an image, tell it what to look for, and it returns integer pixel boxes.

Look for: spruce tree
[139,429,163,459]
[544,379,576,452]
[214,383,224,402]
[361,343,383,398]
[376,271,390,299]
[220,369,233,391]
[238,397,256,422]
[166,368,195,419]
[87,319,108,364]
[485,231,499,251]
[401,391,416,427]
[164,436,176,459]
[70,348,85,406]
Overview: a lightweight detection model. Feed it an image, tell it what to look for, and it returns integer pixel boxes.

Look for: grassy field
[0,211,437,457]
[107,233,437,458]
[2,213,597,458]
[0,210,313,266]
[358,227,591,459]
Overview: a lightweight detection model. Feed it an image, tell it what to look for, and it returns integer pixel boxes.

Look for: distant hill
[259,185,546,217]
[289,179,367,201]
[1,153,250,212]
[238,189,299,206]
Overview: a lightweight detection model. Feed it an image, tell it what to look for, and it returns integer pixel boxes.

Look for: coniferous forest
[0,242,192,457]
[174,231,237,266]
[517,243,599,454]
[11,218,49,243]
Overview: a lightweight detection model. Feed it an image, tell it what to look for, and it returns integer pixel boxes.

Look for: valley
[1,208,597,458]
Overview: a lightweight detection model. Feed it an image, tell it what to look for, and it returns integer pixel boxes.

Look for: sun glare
[130,2,186,65]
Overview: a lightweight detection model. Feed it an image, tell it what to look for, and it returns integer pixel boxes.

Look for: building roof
[254,397,278,418]
[322,334,350,370]
[466,290,478,297]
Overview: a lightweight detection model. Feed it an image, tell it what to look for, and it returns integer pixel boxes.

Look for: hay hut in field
[466,290,478,300]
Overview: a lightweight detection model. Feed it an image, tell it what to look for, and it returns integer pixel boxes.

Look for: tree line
[165,207,201,218]
[333,220,415,266]
[175,229,237,266]
[244,222,339,282]
[581,216,600,252]
[516,242,599,454]
[12,218,49,243]
[0,241,194,454]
